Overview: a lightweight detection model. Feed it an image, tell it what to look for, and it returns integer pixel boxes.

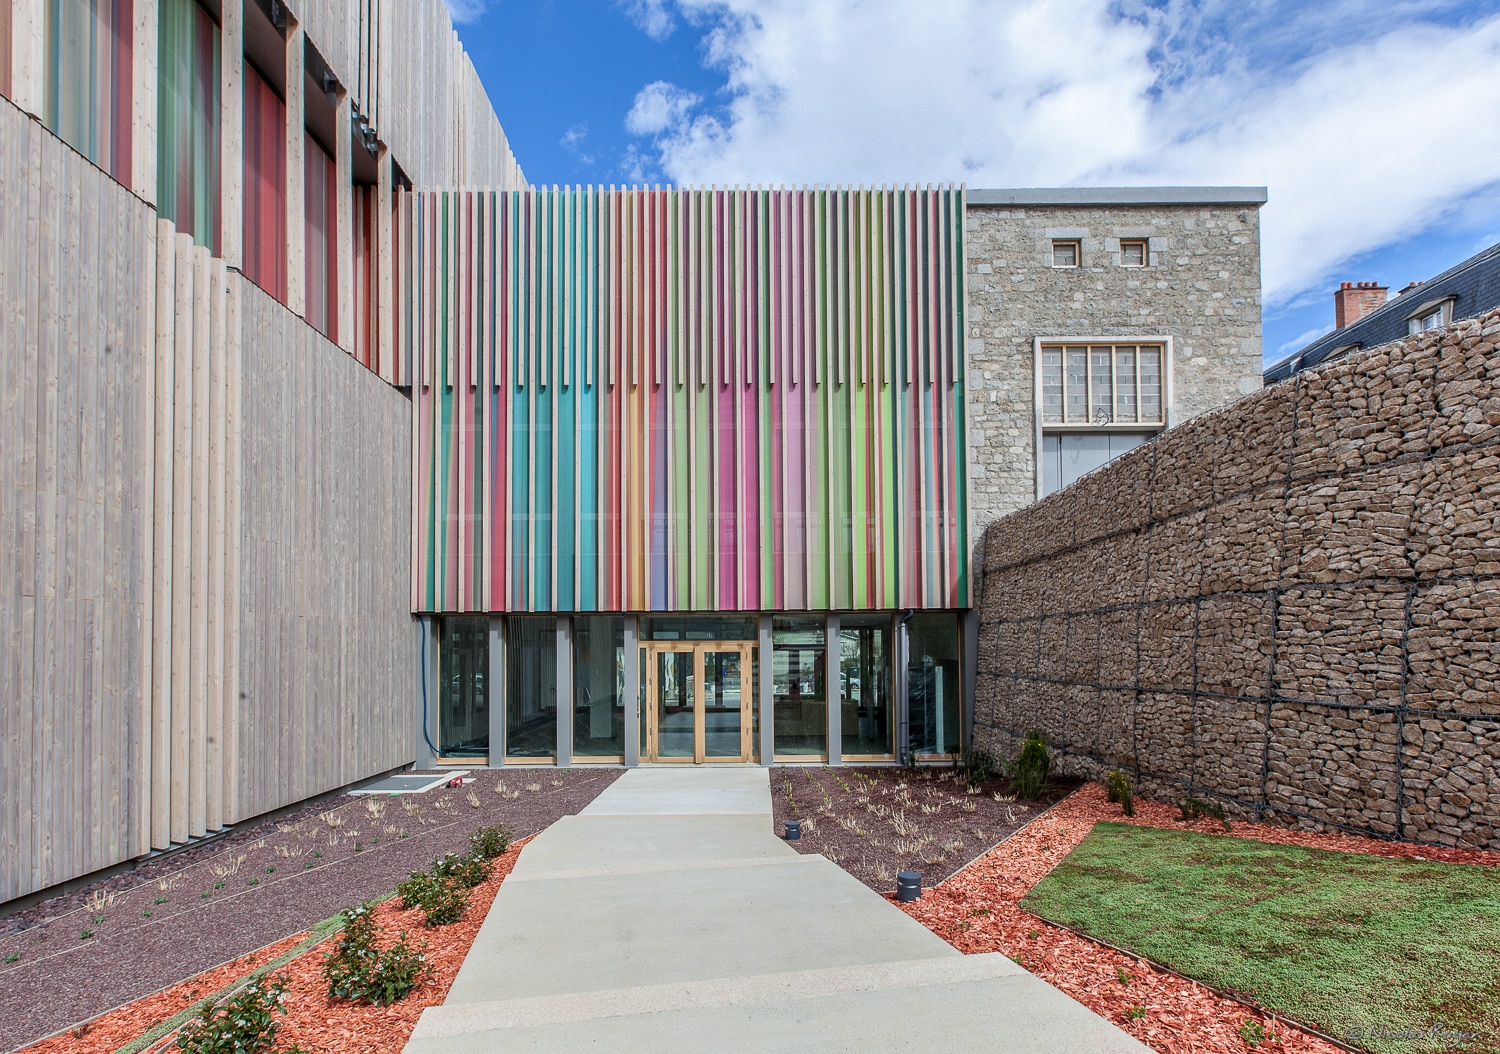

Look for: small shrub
[175,974,300,1054]
[323,905,432,1006]
[955,746,998,788]
[396,871,438,911]
[432,852,491,889]
[1126,1005,1146,1021]
[1238,1018,1267,1047]
[420,879,471,927]
[1007,730,1051,800]
[1177,797,1231,831]
[469,824,512,859]
[1104,769,1135,817]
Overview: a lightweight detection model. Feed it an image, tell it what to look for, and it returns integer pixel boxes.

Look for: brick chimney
[1334,281,1388,329]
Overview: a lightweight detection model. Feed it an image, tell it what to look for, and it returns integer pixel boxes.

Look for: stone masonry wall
[973,308,1500,849]
[963,202,1264,545]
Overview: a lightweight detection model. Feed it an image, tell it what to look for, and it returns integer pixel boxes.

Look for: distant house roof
[1265,240,1500,384]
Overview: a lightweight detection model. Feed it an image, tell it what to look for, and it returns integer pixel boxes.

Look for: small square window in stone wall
[1120,239,1148,266]
[1052,239,1080,267]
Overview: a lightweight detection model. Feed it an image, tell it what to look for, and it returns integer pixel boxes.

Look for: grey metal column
[758,615,774,765]
[623,615,640,766]
[417,617,440,768]
[963,608,979,752]
[895,614,911,765]
[556,616,573,767]
[488,616,506,767]
[826,613,842,766]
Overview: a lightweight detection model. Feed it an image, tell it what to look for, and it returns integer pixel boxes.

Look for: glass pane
[1040,347,1063,423]
[841,615,892,757]
[1140,346,1163,423]
[908,614,960,756]
[703,651,744,758]
[642,616,756,641]
[1052,241,1077,267]
[774,618,826,756]
[506,616,556,758]
[1064,346,1088,423]
[1090,347,1113,424]
[439,617,489,756]
[573,616,624,757]
[1114,346,1137,423]
[656,651,693,758]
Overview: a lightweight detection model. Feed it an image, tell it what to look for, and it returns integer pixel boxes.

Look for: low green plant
[420,879,470,927]
[1104,769,1135,817]
[1007,730,1051,800]
[175,973,302,1054]
[80,929,93,940]
[1238,1018,1266,1047]
[396,871,438,910]
[322,905,431,1006]
[956,746,998,788]
[5,953,19,963]
[1126,1005,1146,1021]
[143,910,153,918]
[469,824,512,859]
[432,852,491,889]
[1116,966,1133,985]
[1177,797,1230,831]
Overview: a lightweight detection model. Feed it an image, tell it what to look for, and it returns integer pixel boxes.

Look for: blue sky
[448,0,1500,366]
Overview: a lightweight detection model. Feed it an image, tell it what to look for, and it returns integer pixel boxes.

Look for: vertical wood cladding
[0,99,155,901]
[974,307,1500,851]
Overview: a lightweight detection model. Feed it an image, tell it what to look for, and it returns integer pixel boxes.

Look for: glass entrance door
[643,642,753,763]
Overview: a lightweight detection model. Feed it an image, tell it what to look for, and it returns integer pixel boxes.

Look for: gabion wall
[974,307,1500,849]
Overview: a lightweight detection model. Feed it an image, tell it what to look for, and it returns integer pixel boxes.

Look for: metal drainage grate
[350,771,470,795]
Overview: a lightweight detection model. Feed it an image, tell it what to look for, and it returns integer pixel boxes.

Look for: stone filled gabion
[973,308,1500,851]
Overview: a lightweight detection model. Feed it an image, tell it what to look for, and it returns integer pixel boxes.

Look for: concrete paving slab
[408,766,1152,1053]
[579,766,772,816]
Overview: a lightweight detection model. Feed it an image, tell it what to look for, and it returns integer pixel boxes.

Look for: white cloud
[620,0,677,40]
[629,0,1500,306]
[444,0,488,25]
[560,124,595,166]
[626,81,703,136]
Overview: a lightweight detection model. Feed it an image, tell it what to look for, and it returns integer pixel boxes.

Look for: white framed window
[1051,240,1080,268]
[1034,339,1173,498]
[1406,297,1454,335]
[1119,239,1148,267]
[1038,342,1166,425]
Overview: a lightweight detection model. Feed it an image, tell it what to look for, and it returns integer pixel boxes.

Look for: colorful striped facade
[404,186,969,615]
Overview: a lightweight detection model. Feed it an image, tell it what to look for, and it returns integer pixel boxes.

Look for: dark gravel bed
[1,767,621,1052]
[770,766,1077,892]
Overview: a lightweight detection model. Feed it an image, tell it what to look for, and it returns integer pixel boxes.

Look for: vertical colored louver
[45,0,134,184]
[303,133,336,340]
[242,63,286,302]
[157,0,220,254]
[352,184,380,369]
[404,186,968,615]
[1,1,13,99]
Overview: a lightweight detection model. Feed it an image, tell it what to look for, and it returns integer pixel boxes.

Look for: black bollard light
[896,871,922,902]
[784,820,802,841]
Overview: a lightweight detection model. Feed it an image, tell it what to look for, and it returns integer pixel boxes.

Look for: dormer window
[1406,297,1455,335]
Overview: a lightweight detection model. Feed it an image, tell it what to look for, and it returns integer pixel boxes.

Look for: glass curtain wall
[840,615,892,757]
[243,63,286,301]
[506,616,556,759]
[157,0,219,253]
[573,616,624,759]
[908,613,961,757]
[773,617,826,757]
[46,0,133,184]
[438,617,488,756]
[303,133,337,339]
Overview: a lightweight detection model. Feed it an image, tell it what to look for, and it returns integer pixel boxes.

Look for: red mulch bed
[896,783,1500,1053]
[19,932,309,1054]
[20,837,530,1054]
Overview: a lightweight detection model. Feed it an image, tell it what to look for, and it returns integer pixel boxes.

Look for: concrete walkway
[404,767,1151,1053]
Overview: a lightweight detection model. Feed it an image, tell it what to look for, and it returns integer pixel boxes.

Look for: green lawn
[1020,822,1500,1053]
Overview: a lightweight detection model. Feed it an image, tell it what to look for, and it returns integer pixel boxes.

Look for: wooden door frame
[642,641,754,764]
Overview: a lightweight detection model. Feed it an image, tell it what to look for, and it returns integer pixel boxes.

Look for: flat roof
[966,186,1268,207]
